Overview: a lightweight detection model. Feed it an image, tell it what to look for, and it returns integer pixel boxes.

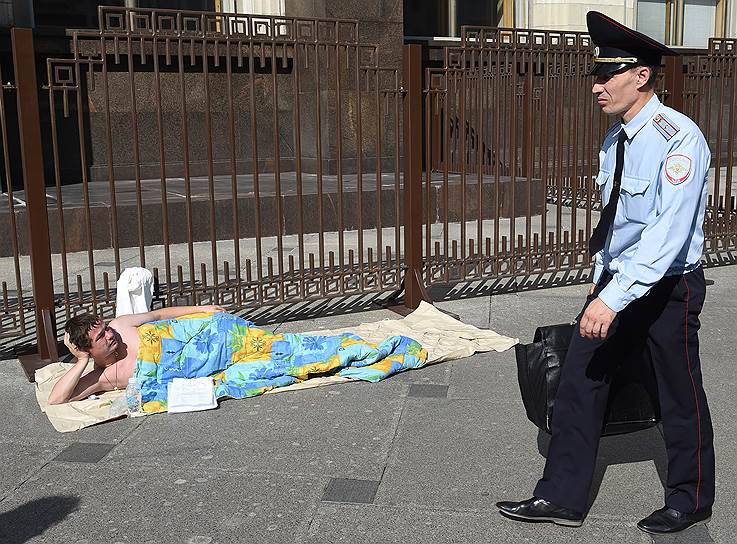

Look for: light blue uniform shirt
[593,94,710,312]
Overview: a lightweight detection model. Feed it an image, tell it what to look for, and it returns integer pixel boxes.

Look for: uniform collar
[620,94,661,140]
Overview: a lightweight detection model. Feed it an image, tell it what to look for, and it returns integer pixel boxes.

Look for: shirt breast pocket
[619,174,652,224]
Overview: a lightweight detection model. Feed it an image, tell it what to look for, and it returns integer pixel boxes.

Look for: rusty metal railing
[39,6,405,322]
[0,58,28,341]
[0,28,56,357]
[421,27,737,287]
[422,27,610,285]
[683,39,737,257]
[1,13,736,356]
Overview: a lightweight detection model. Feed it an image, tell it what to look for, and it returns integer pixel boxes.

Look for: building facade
[404,0,737,49]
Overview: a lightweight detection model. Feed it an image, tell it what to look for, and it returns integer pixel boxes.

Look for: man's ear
[635,66,652,90]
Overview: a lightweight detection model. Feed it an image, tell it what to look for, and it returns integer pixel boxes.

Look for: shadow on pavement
[0,496,80,544]
[536,426,669,510]
[535,427,716,541]
[649,524,715,543]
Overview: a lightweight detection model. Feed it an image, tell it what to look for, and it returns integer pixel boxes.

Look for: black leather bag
[514,323,661,436]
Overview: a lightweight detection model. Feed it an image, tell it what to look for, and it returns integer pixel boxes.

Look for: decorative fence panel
[1,13,736,356]
[40,6,405,325]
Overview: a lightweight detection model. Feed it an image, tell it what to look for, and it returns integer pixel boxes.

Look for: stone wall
[286,0,403,68]
[59,1,405,184]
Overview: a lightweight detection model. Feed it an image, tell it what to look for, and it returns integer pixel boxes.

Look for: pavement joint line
[0,442,71,505]
[309,500,550,516]
[448,358,455,393]
[85,457,379,481]
[377,393,408,485]
[294,486,324,544]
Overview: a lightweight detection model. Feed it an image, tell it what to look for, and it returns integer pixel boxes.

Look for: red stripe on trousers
[683,274,702,512]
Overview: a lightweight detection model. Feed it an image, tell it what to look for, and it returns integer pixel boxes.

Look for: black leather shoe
[496,497,584,527]
[637,506,712,534]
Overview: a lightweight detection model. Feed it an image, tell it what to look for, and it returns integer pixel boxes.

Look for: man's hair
[65,314,101,351]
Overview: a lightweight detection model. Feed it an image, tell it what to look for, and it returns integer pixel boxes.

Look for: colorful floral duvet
[133,312,427,412]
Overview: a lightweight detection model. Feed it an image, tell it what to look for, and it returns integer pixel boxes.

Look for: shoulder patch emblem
[653,113,680,141]
[665,154,692,185]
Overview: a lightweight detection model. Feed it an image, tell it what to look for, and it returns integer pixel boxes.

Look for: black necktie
[589,130,627,257]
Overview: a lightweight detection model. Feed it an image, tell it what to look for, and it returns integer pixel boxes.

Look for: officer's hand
[579,297,616,340]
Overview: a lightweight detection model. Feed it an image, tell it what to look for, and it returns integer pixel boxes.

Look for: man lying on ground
[48,305,224,404]
[48,306,428,410]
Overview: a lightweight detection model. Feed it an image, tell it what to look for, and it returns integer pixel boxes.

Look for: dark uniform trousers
[534,267,715,514]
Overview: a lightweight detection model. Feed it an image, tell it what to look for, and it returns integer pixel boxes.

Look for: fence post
[663,55,685,112]
[402,44,432,310]
[12,26,56,361]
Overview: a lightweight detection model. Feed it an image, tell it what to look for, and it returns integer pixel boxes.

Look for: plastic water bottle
[125,377,142,414]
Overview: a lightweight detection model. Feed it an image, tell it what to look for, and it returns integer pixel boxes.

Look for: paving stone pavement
[0,266,735,543]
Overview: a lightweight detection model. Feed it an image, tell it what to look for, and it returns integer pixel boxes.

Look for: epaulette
[652,113,679,141]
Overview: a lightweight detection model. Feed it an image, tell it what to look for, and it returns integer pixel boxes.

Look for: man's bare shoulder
[110,313,149,329]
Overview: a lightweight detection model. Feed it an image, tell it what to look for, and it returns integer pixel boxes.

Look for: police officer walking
[496,11,715,535]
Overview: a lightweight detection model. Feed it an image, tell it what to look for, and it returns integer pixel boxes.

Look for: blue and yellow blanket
[133,312,427,412]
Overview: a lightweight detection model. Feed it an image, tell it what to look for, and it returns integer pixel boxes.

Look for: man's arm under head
[47,333,110,404]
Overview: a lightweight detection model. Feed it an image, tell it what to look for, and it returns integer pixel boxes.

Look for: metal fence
[681,39,737,255]
[2,7,408,355]
[1,10,736,357]
[421,28,608,284]
[418,27,737,287]
[0,54,28,341]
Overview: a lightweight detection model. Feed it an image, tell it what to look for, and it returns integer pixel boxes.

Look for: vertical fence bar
[459,50,467,278]
[151,34,173,307]
[202,35,220,302]
[313,43,326,295]
[724,52,736,217]
[374,68,384,285]
[11,27,55,358]
[292,42,305,298]
[424,69,434,276]
[247,39,264,297]
[0,64,26,335]
[100,37,122,282]
[354,44,364,289]
[177,35,197,304]
[225,38,242,305]
[540,48,550,268]
[271,38,285,301]
[73,57,98,314]
[334,41,345,294]
[393,67,401,287]
[126,33,146,267]
[47,63,72,319]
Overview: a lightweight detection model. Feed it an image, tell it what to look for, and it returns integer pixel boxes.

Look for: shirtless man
[48,304,224,405]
